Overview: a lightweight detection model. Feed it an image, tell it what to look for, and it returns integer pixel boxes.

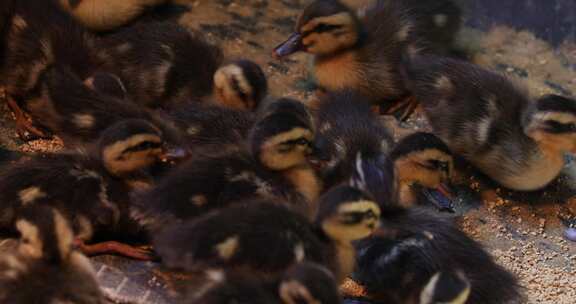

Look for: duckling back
[312,90,394,188]
[36,66,182,147]
[100,20,224,108]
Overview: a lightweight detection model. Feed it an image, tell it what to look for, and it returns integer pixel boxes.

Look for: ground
[1,0,575,303]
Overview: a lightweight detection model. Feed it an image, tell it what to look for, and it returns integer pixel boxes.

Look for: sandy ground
[1,1,575,303]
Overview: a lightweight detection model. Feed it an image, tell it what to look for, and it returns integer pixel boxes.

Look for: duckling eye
[125,141,163,153]
[312,23,343,34]
[296,138,311,146]
[340,213,363,224]
[545,120,576,133]
[424,160,450,172]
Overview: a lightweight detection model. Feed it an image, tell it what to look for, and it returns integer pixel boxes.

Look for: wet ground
[1,1,576,303]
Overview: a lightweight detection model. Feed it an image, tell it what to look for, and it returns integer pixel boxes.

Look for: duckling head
[390,132,455,212]
[317,185,381,242]
[525,94,576,154]
[419,271,471,304]
[213,59,268,111]
[15,206,74,264]
[274,0,362,57]
[279,262,341,304]
[250,98,315,171]
[99,119,170,176]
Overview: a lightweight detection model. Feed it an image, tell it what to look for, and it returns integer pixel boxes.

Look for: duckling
[99,20,224,109]
[341,206,521,304]
[273,0,427,118]
[57,0,168,32]
[0,119,177,260]
[132,98,322,227]
[0,0,105,138]
[310,91,455,211]
[404,55,576,191]
[274,0,459,119]
[184,262,341,304]
[33,66,184,148]
[170,59,268,153]
[1,0,222,138]
[153,185,380,284]
[0,205,105,303]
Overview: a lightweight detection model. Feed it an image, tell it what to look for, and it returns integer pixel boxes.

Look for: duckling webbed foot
[74,239,158,261]
[5,96,49,140]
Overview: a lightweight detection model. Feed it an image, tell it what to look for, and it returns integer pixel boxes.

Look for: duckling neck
[283,165,323,213]
[334,241,356,283]
[314,50,362,92]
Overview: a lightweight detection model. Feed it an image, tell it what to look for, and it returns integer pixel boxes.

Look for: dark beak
[160,147,189,164]
[273,32,304,59]
[421,183,456,213]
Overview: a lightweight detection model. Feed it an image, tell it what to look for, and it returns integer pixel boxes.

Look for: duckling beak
[273,32,304,58]
[421,183,456,213]
[160,147,189,164]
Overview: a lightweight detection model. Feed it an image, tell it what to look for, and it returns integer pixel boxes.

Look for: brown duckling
[170,59,268,153]
[184,262,342,304]
[0,205,105,303]
[33,66,184,148]
[0,119,177,260]
[132,98,322,228]
[153,185,380,284]
[310,91,455,211]
[404,55,576,191]
[0,0,105,138]
[57,0,168,32]
[273,0,427,118]
[99,20,224,109]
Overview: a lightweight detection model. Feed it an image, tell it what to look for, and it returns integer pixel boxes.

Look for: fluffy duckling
[0,119,176,260]
[170,59,268,153]
[311,91,455,211]
[184,262,341,304]
[0,0,105,138]
[404,55,576,191]
[31,66,183,148]
[132,98,322,227]
[0,205,105,303]
[273,0,426,117]
[57,0,168,32]
[100,20,224,109]
[153,185,380,284]
[342,206,521,304]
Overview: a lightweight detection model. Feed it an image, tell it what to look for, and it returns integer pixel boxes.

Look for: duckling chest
[478,148,564,191]
[314,52,362,91]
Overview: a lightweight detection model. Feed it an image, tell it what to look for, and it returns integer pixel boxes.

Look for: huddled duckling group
[0,0,574,303]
